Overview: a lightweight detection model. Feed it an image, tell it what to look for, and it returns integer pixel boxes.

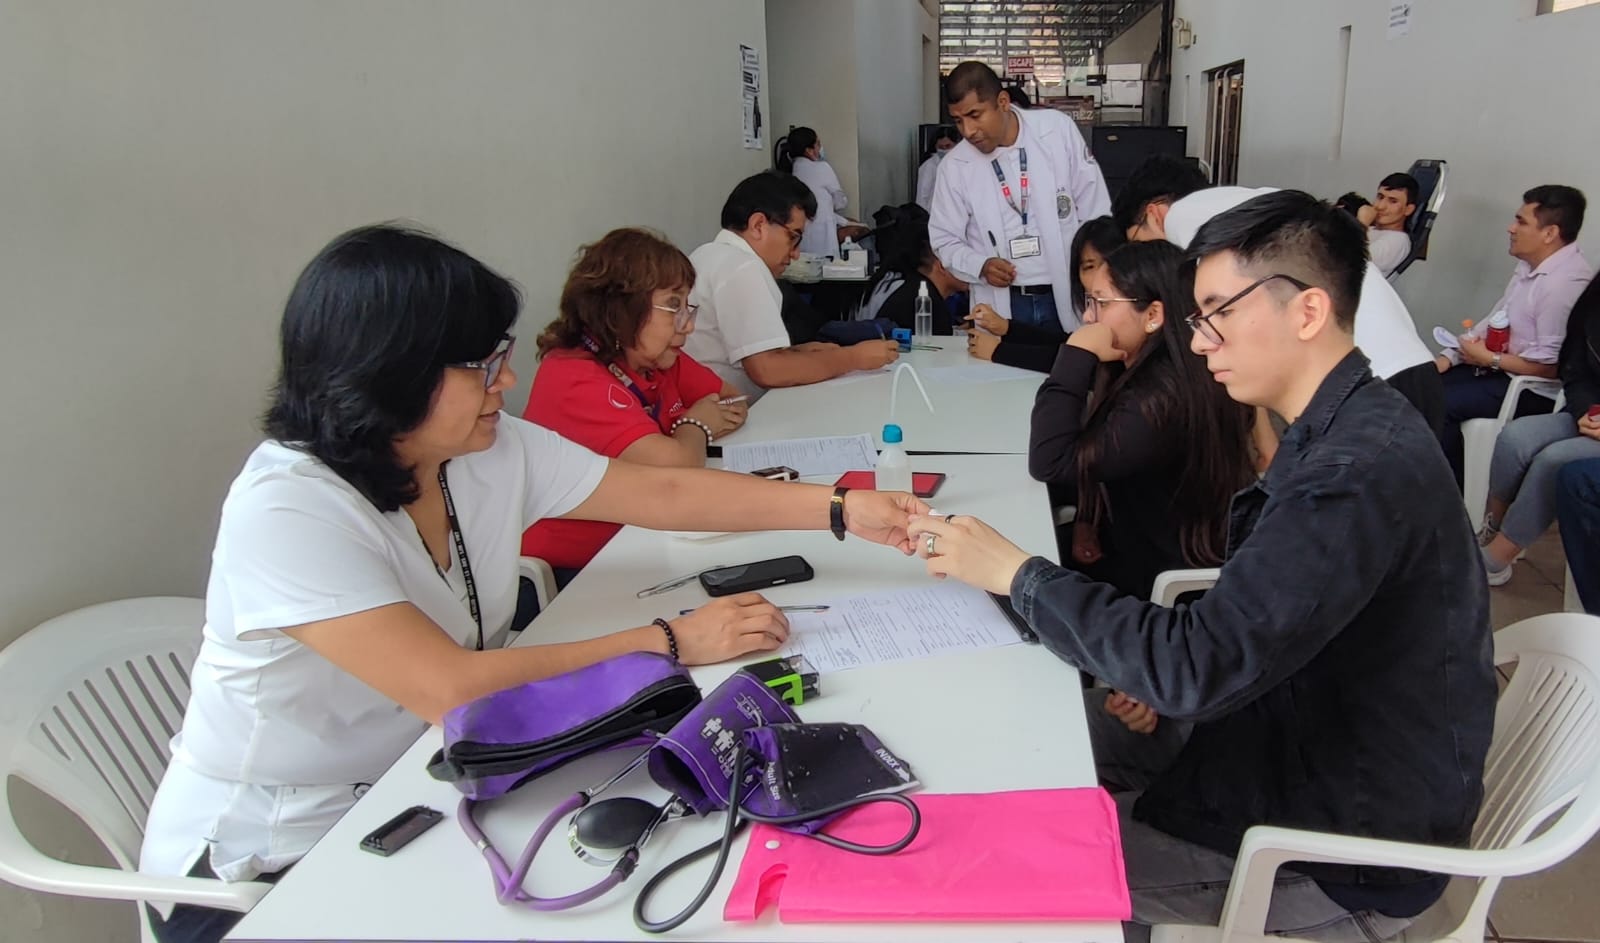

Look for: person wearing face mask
[1026,240,1254,598]
[684,171,899,400]
[779,127,868,258]
[930,61,1111,333]
[138,223,927,943]
[522,228,747,575]
[915,127,961,211]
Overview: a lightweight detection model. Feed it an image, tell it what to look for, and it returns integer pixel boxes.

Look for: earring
[1145,322,1158,333]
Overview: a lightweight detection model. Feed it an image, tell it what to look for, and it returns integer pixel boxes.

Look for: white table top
[229,454,1116,943]
[716,337,1044,455]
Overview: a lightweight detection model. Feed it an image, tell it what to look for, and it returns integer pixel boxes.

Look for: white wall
[766,0,931,214]
[1172,0,1600,334]
[0,2,769,940]
[1104,4,1164,74]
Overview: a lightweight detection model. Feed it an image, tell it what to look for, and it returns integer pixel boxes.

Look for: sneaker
[1481,545,1513,587]
[1476,517,1500,547]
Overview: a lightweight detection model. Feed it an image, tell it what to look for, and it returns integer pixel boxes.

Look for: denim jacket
[1011,350,1496,917]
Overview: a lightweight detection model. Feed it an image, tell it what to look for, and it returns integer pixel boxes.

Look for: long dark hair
[1074,241,1254,566]
[1069,216,1127,315]
[263,223,520,512]
[777,127,819,174]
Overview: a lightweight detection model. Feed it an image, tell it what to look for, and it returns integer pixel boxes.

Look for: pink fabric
[724,788,1131,924]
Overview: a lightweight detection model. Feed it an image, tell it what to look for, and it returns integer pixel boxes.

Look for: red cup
[1586,404,1600,420]
[1485,324,1511,354]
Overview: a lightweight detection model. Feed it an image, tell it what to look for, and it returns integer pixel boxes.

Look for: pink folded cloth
[724,787,1130,923]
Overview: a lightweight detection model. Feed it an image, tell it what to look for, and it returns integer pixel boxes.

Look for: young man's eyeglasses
[449,334,516,390]
[1187,274,1311,345]
[652,301,700,333]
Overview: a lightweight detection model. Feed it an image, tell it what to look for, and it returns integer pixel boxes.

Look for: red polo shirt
[521,349,722,568]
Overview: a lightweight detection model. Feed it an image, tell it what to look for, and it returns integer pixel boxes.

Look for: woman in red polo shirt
[523,228,748,574]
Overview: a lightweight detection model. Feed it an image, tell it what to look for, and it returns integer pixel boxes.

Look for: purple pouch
[428,652,699,800]
[646,671,800,815]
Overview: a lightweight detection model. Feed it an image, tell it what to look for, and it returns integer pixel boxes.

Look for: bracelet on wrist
[652,617,679,662]
[670,417,713,444]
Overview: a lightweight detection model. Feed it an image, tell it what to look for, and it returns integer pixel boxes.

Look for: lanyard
[582,336,658,419]
[435,463,483,652]
[990,147,1028,227]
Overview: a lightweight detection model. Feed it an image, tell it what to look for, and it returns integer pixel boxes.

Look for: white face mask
[817,146,826,162]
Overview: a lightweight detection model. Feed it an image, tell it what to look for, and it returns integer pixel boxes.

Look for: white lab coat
[791,156,848,258]
[929,106,1111,331]
[915,153,942,210]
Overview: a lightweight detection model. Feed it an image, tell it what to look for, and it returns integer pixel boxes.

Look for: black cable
[633,741,921,933]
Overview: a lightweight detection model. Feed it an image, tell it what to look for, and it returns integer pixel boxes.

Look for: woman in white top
[915,127,960,211]
[137,224,925,943]
[781,127,863,258]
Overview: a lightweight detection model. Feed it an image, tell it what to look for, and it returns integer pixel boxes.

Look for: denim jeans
[1008,287,1060,331]
[1085,690,1414,943]
[1558,459,1600,614]
[1489,412,1600,546]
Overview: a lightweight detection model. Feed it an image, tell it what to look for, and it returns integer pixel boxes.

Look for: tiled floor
[1484,528,1600,943]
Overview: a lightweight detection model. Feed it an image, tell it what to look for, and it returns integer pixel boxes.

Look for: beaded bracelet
[670,417,713,444]
[652,617,680,662]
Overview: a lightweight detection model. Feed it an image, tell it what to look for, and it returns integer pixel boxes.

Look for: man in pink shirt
[1435,185,1593,484]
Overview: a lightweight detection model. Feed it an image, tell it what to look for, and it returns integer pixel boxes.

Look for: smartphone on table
[834,470,946,498]
[699,556,815,596]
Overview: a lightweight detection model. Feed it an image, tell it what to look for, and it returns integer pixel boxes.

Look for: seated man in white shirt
[685,171,899,400]
[1355,172,1419,276]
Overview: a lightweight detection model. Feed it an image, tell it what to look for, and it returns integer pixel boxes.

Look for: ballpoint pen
[637,566,724,599]
[679,605,831,615]
[718,395,749,405]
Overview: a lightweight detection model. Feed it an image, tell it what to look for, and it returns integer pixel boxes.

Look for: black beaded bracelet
[652,617,680,662]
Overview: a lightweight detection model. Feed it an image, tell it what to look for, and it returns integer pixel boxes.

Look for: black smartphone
[359,805,443,856]
[699,555,815,596]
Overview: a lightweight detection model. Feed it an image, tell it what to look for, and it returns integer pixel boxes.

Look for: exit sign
[1005,55,1034,76]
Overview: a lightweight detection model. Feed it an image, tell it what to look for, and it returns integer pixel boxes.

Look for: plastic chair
[1152,612,1600,943]
[0,597,272,943]
[1388,159,1448,281]
[518,556,560,613]
[1462,377,1564,532]
[1150,568,1222,607]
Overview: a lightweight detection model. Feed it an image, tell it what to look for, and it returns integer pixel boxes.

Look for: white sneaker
[1482,546,1513,587]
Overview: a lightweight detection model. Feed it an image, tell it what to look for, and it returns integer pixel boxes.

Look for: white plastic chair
[1151,568,1222,607]
[1463,376,1564,532]
[518,556,560,614]
[0,597,272,943]
[1152,612,1600,943]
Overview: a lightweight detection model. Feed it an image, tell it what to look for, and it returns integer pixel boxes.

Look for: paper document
[917,364,1040,385]
[779,582,1027,674]
[721,434,878,477]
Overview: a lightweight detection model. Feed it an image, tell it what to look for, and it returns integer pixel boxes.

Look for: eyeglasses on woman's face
[448,334,516,390]
[651,300,700,333]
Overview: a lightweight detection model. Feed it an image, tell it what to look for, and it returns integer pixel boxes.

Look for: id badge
[1008,234,1042,259]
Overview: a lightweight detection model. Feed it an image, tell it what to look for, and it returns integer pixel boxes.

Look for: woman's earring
[1145,322,1158,333]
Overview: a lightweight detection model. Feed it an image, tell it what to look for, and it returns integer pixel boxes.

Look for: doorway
[1205,61,1244,185]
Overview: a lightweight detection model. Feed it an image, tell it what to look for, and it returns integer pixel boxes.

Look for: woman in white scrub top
[136,223,927,943]
[783,127,856,258]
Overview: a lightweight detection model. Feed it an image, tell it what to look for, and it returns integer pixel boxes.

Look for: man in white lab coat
[930,61,1111,334]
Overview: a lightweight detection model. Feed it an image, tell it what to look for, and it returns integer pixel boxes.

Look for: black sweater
[991,320,1067,373]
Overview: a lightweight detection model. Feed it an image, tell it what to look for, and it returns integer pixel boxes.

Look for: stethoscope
[457,740,922,933]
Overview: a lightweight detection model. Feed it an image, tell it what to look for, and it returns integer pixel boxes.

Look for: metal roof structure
[939,0,1164,83]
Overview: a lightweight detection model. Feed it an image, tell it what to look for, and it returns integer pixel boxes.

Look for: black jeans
[147,856,287,943]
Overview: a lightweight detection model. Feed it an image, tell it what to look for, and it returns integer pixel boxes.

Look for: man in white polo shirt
[685,171,899,400]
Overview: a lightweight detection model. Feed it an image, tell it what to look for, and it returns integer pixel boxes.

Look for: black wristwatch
[830,487,849,541]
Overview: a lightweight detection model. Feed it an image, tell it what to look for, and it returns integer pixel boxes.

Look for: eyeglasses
[651,301,700,333]
[449,334,516,390]
[1186,274,1311,345]
[777,221,805,248]
[1084,295,1144,317]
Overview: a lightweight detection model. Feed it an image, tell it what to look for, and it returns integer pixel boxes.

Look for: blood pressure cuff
[427,652,700,800]
[646,671,799,816]
[739,722,919,834]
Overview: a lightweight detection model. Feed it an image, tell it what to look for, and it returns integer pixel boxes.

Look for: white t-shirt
[684,229,791,399]
[791,156,848,258]
[1368,228,1411,276]
[138,416,607,884]
[1164,186,1432,379]
[986,142,1053,287]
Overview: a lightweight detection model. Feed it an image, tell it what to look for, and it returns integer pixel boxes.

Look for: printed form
[779,582,1027,673]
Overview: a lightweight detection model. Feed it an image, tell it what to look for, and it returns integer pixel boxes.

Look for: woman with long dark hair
[1027,240,1255,598]
[853,203,966,334]
[967,215,1127,372]
[136,223,924,943]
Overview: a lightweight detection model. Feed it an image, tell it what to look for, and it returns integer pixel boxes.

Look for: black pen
[987,230,998,249]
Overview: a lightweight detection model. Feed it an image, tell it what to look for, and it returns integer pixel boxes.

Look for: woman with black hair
[137,224,925,943]
[778,127,865,257]
[854,203,967,334]
[967,215,1127,372]
[1027,240,1255,599]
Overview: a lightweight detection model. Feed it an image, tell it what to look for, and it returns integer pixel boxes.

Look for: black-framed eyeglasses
[1186,274,1312,345]
[449,334,516,390]
[780,223,805,248]
[651,301,700,333]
